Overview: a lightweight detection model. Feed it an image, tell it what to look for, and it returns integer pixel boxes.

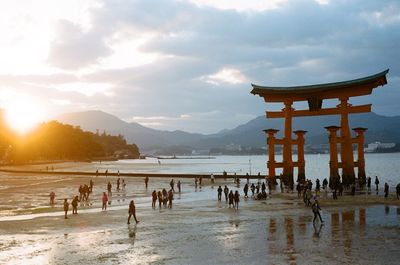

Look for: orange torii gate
[251,69,389,189]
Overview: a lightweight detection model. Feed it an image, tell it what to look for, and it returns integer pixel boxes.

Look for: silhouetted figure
[127,200,139,224]
[367,176,372,192]
[194,178,198,188]
[199,177,202,186]
[117,178,120,191]
[145,176,149,188]
[338,182,343,196]
[228,190,234,208]
[234,191,240,209]
[162,189,168,206]
[102,192,108,211]
[396,183,400,199]
[224,185,229,203]
[72,196,79,214]
[105,169,108,177]
[63,199,69,219]
[49,191,55,205]
[384,182,389,198]
[157,191,163,208]
[243,183,249,198]
[122,179,126,191]
[107,182,112,197]
[89,179,94,193]
[375,176,380,194]
[322,178,328,190]
[312,200,323,223]
[250,183,255,197]
[217,186,223,201]
[296,183,301,198]
[170,179,175,192]
[246,173,249,183]
[261,182,266,194]
[168,189,174,208]
[152,190,157,209]
[316,179,320,192]
[177,180,181,193]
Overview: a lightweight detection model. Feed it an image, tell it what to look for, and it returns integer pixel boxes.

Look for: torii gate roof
[251,69,389,103]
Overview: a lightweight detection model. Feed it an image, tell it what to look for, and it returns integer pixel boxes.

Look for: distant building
[364,142,395,152]
[225,143,242,151]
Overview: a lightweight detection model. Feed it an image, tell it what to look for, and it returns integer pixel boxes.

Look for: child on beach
[63,199,69,219]
[127,200,139,224]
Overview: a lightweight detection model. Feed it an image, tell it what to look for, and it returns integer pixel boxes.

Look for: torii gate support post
[264,129,279,189]
[282,101,294,188]
[325,126,341,190]
[294,130,307,184]
[339,98,356,186]
[353,127,367,187]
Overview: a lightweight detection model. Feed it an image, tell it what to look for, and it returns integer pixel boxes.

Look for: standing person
[157,191,163,208]
[49,191,55,205]
[210,173,215,184]
[152,190,157,209]
[199,177,202,186]
[105,169,108,178]
[375,176,380,194]
[234,191,240,209]
[243,183,249,198]
[102,192,108,211]
[250,183,255,197]
[367,176,372,192]
[122,179,126,191]
[224,185,229,203]
[168,189,174,208]
[127,200,139,224]
[296,183,302,198]
[217,186,223,201]
[89,179,94,193]
[312,200,324,223]
[72,196,79,214]
[117,178,120,191]
[107,182,112,197]
[63,199,69,219]
[162,189,168,207]
[145,176,149,188]
[228,190,234,208]
[194,178,198,188]
[170,179,175,192]
[261,182,266,194]
[177,180,181,193]
[246,173,249,183]
[384,182,389,198]
[322,178,328,190]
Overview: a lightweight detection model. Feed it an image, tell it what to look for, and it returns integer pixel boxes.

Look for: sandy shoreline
[1,163,400,264]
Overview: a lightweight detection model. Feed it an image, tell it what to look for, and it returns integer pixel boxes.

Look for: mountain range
[56,110,400,154]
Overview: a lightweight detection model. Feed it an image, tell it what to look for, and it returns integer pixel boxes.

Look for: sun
[4,98,44,135]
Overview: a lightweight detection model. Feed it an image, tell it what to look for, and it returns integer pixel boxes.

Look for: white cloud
[55,82,112,96]
[187,0,287,12]
[202,68,247,85]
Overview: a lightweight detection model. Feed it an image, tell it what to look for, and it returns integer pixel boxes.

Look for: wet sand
[1,166,400,264]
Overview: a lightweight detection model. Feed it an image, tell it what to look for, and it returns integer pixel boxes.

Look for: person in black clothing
[145,176,149,188]
[170,179,175,192]
[223,185,229,203]
[152,190,157,209]
[177,180,181,193]
[250,183,255,197]
[234,191,240,209]
[243,183,249,198]
[261,182,266,194]
[316,179,320,192]
[322,178,328,190]
[375,176,380,194]
[312,200,323,223]
[228,190,234,208]
[117,178,120,191]
[217,186,223,201]
[127,200,139,224]
[384,182,389,198]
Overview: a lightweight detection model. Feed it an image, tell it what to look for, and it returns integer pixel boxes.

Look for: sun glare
[4,98,44,135]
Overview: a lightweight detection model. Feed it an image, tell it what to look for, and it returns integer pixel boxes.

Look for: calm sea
[90,153,400,186]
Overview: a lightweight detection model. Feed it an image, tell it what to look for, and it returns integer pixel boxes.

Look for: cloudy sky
[0,0,399,134]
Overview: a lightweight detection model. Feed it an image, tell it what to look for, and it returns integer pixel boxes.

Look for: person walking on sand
[250,183,255,197]
[375,176,380,194]
[127,200,139,224]
[168,189,174,208]
[312,200,324,223]
[102,192,108,211]
[117,178,120,191]
[243,183,249,198]
[224,185,229,203]
[152,190,157,209]
[217,186,223,201]
[63,199,69,219]
[122,179,126,191]
[49,191,55,205]
[145,176,149,189]
[228,190,234,208]
[157,191,163,208]
[107,182,112,197]
[177,180,181,193]
[72,196,80,214]
[234,191,240,209]
[170,179,175,192]
[384,182,389,198]
[162,188,168,207]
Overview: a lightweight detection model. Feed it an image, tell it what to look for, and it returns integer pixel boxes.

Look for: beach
[1,160,400,265]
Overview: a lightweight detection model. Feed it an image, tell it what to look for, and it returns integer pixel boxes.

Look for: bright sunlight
[4,97,44,135]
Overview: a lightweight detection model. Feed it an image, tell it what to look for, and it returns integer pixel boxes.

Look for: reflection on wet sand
[342,210,355,257]
[284,217,296,264]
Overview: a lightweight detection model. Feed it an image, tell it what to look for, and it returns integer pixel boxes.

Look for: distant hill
[56,110,207,152]
[56,110,400,154]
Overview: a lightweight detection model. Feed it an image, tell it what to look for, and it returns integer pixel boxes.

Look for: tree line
[0,115,139,164]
